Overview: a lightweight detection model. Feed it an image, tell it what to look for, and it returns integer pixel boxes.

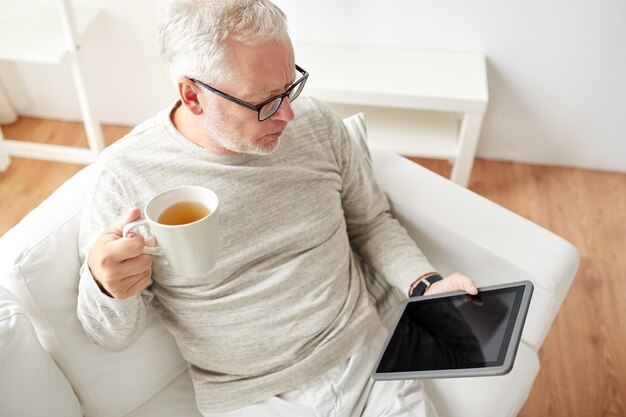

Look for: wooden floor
[1,117,625,416]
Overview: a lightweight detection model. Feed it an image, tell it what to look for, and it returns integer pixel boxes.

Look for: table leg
[0,126,12,172]
[451,112,484,187]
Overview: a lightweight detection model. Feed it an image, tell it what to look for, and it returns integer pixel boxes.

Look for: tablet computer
[372,280,533,380]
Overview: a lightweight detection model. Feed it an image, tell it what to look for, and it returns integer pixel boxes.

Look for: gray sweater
[77,97,435,413]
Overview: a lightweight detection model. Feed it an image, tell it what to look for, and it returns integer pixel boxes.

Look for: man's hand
[424,272,478,296]
[87,208,155,300]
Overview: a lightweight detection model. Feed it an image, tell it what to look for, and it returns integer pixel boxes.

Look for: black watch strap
[410,273,444,297]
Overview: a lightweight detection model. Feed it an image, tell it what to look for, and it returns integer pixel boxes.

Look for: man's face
[198,38,297,155]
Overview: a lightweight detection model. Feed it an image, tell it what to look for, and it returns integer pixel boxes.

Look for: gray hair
[159,0,289,85]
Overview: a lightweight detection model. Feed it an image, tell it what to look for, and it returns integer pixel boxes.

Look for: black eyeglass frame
[187,65,309,121]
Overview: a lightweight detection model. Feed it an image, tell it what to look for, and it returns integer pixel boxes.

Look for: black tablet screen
[376,286,525,373]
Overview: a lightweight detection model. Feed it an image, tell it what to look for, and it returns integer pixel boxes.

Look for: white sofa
[0,119,579,417]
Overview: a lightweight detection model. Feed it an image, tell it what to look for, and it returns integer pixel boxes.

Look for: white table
[296,42,489,186]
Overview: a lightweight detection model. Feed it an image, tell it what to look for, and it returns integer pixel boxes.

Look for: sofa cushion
[342,112,371,165]
[0,166,187,417]
[0,286,82,417]
[423,342,539,417]
[124,371,202,417]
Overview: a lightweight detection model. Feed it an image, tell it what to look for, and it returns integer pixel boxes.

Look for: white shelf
[0,2,101,63]
[0,0,105,171]
[297,42,488,113]
[328,103,459,160]
[0,139,97,165]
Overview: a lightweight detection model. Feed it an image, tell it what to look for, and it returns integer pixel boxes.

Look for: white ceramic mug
[122,186,219,277]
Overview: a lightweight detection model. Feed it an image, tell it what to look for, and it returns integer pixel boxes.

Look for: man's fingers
[105,271,151,300]
[463,280,479,295]
[425,273,478,296]
[105,232,148,262]
[123,272,153,297]
[105,208,143,237]
[118,253,154,279]
[145,235,157,247]
[452,273,478,295]
[87,209,156,299]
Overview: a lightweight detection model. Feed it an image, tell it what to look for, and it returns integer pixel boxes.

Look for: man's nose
[271,98,295,122]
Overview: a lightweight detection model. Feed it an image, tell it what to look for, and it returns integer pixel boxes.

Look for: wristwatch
[410,273,444,297]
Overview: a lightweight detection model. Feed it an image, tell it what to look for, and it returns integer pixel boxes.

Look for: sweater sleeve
[325,107,437,295]
[76,162,154,351]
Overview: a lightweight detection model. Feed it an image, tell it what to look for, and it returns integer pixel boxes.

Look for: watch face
[411,281,428,297]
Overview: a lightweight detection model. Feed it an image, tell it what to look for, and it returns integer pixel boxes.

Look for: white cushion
[0,286,82,417]
[0,166,187,417]
[342,112,371,165]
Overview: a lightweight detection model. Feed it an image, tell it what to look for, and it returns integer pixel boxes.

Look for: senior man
[77,1,477,416]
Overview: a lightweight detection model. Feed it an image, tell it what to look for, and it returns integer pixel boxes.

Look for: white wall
[1,0,625,172]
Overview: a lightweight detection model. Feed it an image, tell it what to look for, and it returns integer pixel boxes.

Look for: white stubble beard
[199,110,281,156]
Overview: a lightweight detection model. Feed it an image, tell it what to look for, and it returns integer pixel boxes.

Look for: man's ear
[178,78,204,115]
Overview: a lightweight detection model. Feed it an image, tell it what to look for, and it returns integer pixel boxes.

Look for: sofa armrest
[371,147,579,350]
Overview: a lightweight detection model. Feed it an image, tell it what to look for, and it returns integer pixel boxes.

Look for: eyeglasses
[187,65,309,122]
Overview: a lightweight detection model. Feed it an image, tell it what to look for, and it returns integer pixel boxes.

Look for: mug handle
[122,219,163,256]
